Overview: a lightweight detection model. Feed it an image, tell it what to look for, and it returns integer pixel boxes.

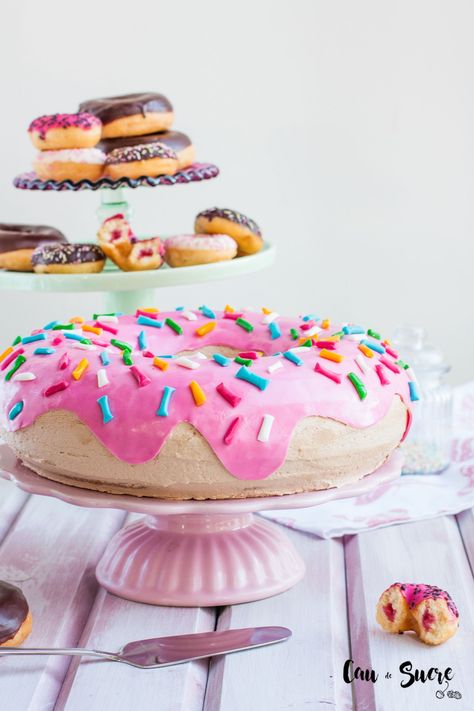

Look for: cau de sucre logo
[343,658,462,700]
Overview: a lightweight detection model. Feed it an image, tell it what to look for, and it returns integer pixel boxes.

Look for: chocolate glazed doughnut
[79,92,174,138]
[0,223,67,272]
[32,243,106,275]
[0,581,32,647]
[98,130,195,169]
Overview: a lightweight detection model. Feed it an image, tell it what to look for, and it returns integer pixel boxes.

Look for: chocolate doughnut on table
[0,580,30,646]
[79,92,174,138]
[0,223,67,272]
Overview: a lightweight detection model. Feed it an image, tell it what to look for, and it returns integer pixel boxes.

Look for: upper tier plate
[13,163,219,191]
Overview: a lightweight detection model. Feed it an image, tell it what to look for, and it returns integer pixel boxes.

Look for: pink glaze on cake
[395,583,459,618]
[28,113,101,139]
[0,308,416,480]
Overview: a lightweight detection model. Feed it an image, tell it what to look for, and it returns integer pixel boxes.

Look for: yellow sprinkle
[82,324,102,335]
[382,338,391,346]
[153,357,169,371]
[196,321,216,337]
[224,304,235,313]
[72,358,89,381]
[320,349,343,363]
[299,336,315,345]
[189,380,206,406]
[261,307,272,315]
[0,346,13,363]
[321,318,330,329]
[140,307,159,313]
[69,316,84,324]
[358,344,374,358]
[323,336,341,342]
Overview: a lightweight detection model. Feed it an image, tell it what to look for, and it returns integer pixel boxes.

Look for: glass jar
[393,325,453,475]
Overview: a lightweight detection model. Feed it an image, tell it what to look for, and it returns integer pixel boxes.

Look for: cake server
[0,626,291,669]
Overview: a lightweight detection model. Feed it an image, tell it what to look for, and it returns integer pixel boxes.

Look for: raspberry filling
[138,248,154,259]
[383,603,396,622]
[422,609,435,630]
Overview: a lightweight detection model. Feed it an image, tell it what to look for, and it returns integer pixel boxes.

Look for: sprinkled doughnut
[31,243,106,274]
[164,234,237,267]
[0,307,416,499]
[28,113,102,150]
[0,223,67,272]
[104,143,178,180]
[195,208,263,256]
[98,130,195,169]
[0,581,32,647]
[79,92,174,138]
[33,148,106,183]
[376,583,459,645]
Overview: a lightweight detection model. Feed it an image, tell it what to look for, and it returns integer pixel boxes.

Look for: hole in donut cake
[176,345,267,359]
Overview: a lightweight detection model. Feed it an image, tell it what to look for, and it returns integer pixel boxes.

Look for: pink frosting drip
[0,309,414,480]
[395,583,459,617]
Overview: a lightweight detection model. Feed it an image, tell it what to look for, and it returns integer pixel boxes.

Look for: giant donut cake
[0,306,417,499]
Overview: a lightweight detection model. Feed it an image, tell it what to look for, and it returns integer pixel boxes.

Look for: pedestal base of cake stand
[0,445,402,607]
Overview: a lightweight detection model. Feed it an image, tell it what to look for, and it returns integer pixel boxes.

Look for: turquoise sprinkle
[34,347,55,355]
[302,314,319,321]
[97,395,113,423]
[213,353,231,367]
[342,325,365,335]
[65,332,86,342]
[43,320,58,330]
[100,351,110,366]
[22,333,46,345]
[283,350,303,366]
[199,305,216,319]
[8,401,24,421]
[269,322,281,339]
[360,339,385,354]
[157,386,176,416]
[157,354,174,359]
[138,330,147,350]
[409,381,420,401]
[236,366,269,391]
[175,306,184,311]
[137,315,163,328]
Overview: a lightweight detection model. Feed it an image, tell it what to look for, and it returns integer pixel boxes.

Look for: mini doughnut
[32,243,106,274]
[195,207,263,256]
[28,113,102,150]
[0,580,32,647]
[121,238,164,271]
[164,234,237,267]
[79,92,174,138]
[104,143,178,180]
[0,223,67,272]
[33,149,106,183]
[376,583,459,645]
[98,130,195,169]
[97,213,135,261]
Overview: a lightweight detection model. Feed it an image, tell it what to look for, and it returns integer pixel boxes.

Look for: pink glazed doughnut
[28,113,102,150]
[164,234,237,267]
[0,307,416,499]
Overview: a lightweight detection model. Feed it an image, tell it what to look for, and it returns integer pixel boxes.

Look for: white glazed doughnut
[164,234,238,267]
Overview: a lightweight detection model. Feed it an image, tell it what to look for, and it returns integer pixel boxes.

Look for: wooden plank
[204,527,352,711]
[0,478,28,543]
[0,494,126,711]
[345,516,474,711]
[56,514,216,711]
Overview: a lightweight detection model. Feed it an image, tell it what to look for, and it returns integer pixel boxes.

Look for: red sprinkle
[44,381,70,397]
[223,312,243,320]
[135,309,159,319]
[91,339,108,348]
[1,347,25,371]
[224,417,241,445]
[385,346,399,359]
[315,341,336,350]
[216,382,242,408]
[130,365,151,387]
[238,351,260,360]
[95,321,118,335]
[142,350,155,358]
[314,361,342,383]
[300,321,315,331]
[58,353,70,370]
[375,364,390,385]
[51,336,64,346]
[379,356,401,374]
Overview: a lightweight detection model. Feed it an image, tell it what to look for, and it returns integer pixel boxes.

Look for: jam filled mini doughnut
[79,92,174,138]
[28,113,102,150]
[98,130,195,169]
[376,583,459,645]
[0,223,67,272]
[195,207,263,256]
[164,234,238,267]
[97,213,135,261]
[33,148,106,183]
[32,243,106,274]
[123,238,164,271]
[0,580,32,647]
[104,143,178,180]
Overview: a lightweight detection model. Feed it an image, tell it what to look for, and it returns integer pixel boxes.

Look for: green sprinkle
[52,323,74,330]
[123,350,133,366]
[234,356,252,366]
[367,329,381,340]
[347,372,367,400]
[235,317,253,333]
[93,312,117,320]
[111,338,132,352]
[290,328,299,340]
[80,338,92,345]
[165,318,183,335]
[331,331,344,338]
[12,335,21,346]
[301,339,312,347]
[395,359,410,370]
[5,355,26,381]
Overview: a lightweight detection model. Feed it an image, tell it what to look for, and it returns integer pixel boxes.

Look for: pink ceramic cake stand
[0,445,402,607]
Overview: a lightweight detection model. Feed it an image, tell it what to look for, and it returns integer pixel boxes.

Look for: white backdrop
[0,0,473,382]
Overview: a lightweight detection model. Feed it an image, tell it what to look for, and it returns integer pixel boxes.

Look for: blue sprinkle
[409,381,420,401]
[22,333,46,345]
[97,395,113,423]
[235,366,269,391]
[283,350,303,366]
[199,305,216,319]
[302,314,319,322]
[138,330,147,351]
[213,353,231,367]
[175,306,184,311]
[43,320,58,331]
[100,351,110,366]
[137,315,163,328]
[65,332,86,342]
[343,325,365,335]
[34,347,55,355]
[360,339,386,354]
[8,401,24,421]
[157,386,176,416]
[269,321,281,340]
[157,354,174,359]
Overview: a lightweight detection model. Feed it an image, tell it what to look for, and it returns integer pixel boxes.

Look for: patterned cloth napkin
[262,382,474,538]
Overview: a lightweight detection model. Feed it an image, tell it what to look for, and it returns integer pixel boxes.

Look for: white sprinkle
[347,333,365,342]
[257,414,275,442]
[267,361,283,374]
[406,367,419,384]
[355,355,369,374]
[99,315,119,323]
[97,369,109,388]
[304,325,322,338]
[176,356,200,369]
[182,311,197,321]
[262,311,280,324]
[195,351,208,360]
[12,372,36,382]
[73,343,97,351]
[289,346,311,354]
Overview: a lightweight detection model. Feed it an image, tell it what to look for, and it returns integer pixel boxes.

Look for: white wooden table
[0,478,472,711]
